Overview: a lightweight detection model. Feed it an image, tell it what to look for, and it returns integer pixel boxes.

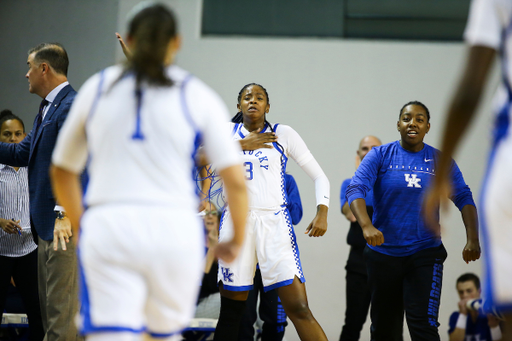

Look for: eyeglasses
[198,210,219,217]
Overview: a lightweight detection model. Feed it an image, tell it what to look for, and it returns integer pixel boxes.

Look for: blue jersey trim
[264,279,294,292]
[237,122,268,139]
[222,284,254,291]
[148,330,182,338]
[283,208,305,284]
[78,250,146,335]
[131,89,145,140]
[231,123,240,137]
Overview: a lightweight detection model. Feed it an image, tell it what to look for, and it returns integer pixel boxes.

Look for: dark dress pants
[364,244,447,341]
[339,270,371,340]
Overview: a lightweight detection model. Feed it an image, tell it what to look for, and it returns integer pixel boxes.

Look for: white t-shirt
[230,122,329,209]
[52,65,241,209]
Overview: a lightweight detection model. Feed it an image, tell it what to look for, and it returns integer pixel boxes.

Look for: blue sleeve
[285,173,303,225]
[0,130,32,167]
[448,311,459,334]
[340,178,351,211]
[346,148,381,206]
[449,160,476,210]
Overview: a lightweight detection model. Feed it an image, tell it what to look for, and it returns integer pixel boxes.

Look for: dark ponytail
[124,3,178,89]
[0,110,25,132]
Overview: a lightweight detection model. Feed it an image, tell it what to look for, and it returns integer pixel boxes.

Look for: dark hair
[231,84,286,161]
[399,100,430,122]
[457,273,480,290]
[0,110,25,132]
[232,83,270,123]
[28,43,69,76]
[125,3,177,89]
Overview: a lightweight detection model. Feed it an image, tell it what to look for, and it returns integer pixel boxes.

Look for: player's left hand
[215,240,241,263]
[462,239,481,263]
[115,32,132,59]
[53,216,72,251]
[305,205,328,237]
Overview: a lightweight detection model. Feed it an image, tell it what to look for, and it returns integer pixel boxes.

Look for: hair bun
[0,109,13,119]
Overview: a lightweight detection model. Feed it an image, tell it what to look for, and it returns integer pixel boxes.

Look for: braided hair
[232,83,285,158]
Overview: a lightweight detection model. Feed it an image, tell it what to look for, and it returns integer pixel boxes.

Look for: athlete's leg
[214,285,249,341]
[238,270,260,341]
[276,276,327,341]
[259,287,287,341]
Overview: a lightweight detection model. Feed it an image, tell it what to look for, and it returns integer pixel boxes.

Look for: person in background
[347,101,480,341]
[448,273,502,341]
[0,42,79,340]
[0,109,44,340]
[339,135,381,341]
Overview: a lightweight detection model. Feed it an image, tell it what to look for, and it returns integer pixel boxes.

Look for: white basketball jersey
[229,122,313,209]
[53,65,240,209]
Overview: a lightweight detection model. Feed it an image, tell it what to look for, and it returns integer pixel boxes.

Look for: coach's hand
[215,240,242,263]
[305,204,328,237]
[362,224,384,246]
[240,128,277,150]
[53,216,72,251]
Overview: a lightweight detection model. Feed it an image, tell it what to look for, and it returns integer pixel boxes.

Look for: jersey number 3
[244,162,253,180]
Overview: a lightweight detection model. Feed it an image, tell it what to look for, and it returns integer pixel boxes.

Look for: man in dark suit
[0,43,81,340]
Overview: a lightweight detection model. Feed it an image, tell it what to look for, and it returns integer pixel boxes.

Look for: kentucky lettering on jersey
[346,141,475,257]
[230,122,314,209]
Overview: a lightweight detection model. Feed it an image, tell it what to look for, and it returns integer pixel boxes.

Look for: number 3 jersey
[346,141,475,257]
[229,122,328,210]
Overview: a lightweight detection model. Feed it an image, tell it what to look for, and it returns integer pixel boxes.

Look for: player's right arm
[424,0,498,226]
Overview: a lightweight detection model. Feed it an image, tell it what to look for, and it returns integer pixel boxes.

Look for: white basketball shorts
[218,206,305,292]
[482,139,512,311]
[78,204,204,337]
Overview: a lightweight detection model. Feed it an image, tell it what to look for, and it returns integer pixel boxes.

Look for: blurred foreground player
[425,0,512,337]
[49,3,247,341]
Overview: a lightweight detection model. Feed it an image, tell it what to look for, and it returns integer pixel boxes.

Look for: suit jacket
[0,84,76,241]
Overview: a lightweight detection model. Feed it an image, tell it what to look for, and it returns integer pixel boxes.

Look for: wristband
[490,326,502,340]
[456,313,467,329]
